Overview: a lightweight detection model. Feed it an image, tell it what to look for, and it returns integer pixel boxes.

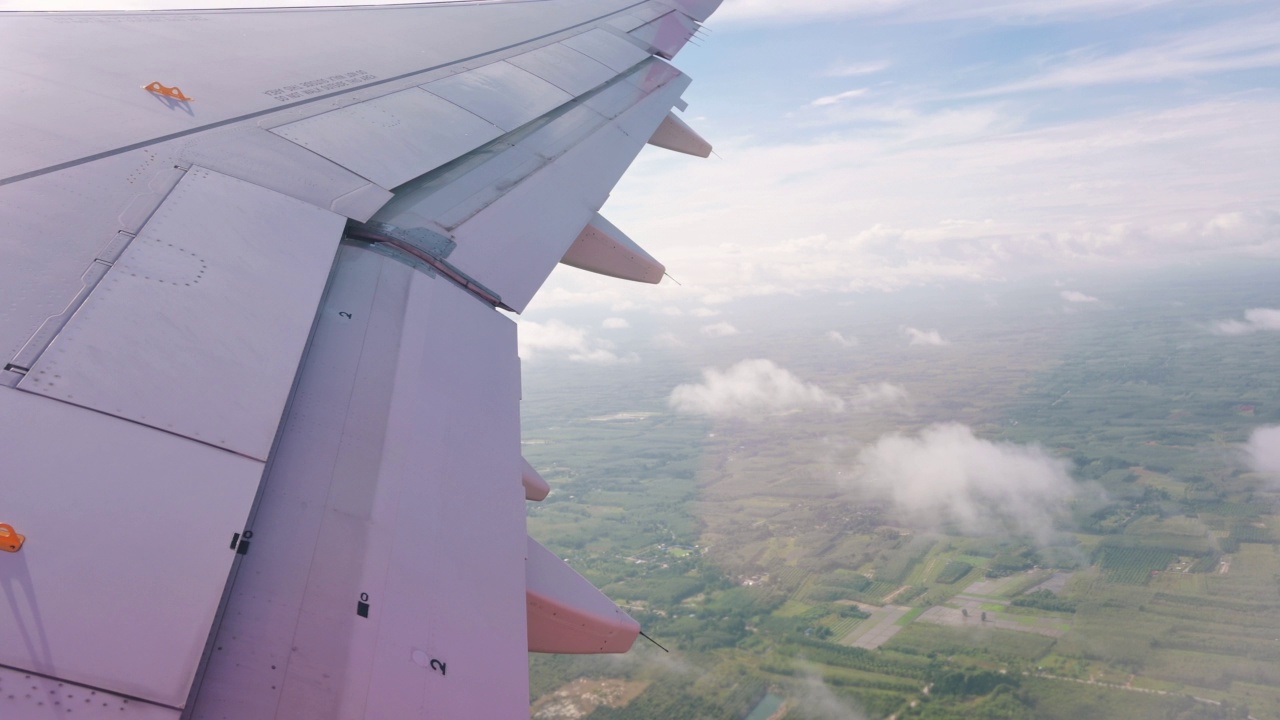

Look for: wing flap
[0,388,263,707]
[373,59,691,312]
[19,166,343,461]
[190,244,527,718]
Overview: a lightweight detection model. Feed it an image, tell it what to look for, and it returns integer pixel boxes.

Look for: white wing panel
[630,11,701,59]
[442,72,692,312]
[192,244,527,718]
[177,127,393,221]
[269,88,503,190]
[0,153,184,371]
[19,166,343,461]
[506,42,617,96]
[560,27,652,72]
[0,666,179,719]
[422,61,573,132]
[0,388,263,707]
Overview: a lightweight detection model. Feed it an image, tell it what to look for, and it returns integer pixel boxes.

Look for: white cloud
[653,331,685,348]
[669,359,845,417]
[525,7,1280,314]
[811,89,869,107]
[827,61,891,77]
[975,14,1280,96]
[853,382,909,408]
[715,0,1190,24]
[1246,425,1280,479]
[791,668,870,720]
[701,322,741,338]
[826,330,858,347]
[850,423,1077,541]
[1061,290,1101,303]
[518,320,635,365]
[904,327,949,346]
[585,96,1280,310]
[1213,308,1280,335]
[601,317,631,329]
[690,307,722,318]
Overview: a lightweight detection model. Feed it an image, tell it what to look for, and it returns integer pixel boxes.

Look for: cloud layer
[518,320,633,364]
[669,359,845,417]
[1213,308,1280,335]
[850,423,1077,540]
[529,4,1280,314]
[714,0,1190,24]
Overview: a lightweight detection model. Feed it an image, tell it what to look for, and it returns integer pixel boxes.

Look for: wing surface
[0,0,720,717]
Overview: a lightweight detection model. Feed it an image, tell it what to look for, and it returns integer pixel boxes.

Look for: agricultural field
[525,263,1280,719]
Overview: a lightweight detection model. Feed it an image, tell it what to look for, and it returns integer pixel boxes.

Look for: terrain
[523,262,1280,719]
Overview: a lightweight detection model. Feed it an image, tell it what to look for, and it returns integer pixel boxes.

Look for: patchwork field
[526,265,1280,719]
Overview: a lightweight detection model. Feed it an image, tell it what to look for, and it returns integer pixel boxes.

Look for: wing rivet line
[144,81,194,102]
[0,523,25,553]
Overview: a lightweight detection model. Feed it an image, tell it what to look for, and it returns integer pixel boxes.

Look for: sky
[519,0,1280,506]
[528,0,1280,314]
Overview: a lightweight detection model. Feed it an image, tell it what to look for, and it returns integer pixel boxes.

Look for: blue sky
[528,0,1280,317]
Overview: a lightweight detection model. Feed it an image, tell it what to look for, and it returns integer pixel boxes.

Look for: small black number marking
[338,311,353,320]
[430,659,447,676]
[357,592,370,618]
[235,530,254,555]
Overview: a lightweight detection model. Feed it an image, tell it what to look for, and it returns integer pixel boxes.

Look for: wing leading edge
[0,0,722,716]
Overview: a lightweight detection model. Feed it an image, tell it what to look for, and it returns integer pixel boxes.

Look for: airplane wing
[0,1,720,716]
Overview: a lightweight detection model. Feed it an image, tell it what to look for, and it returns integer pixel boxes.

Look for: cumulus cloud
[853,382,909,408]
[1246,425,1280,479]
[518,320,634,365]
[669,359,845,417]
[1061,290,1100,303]
[850,423,1077,541]
[826,330,858,347]
[702,322,741,338]
[1213,308,1280,335]
[904,327,950,346]
[601,317,630,329]
[690,307,721,318]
